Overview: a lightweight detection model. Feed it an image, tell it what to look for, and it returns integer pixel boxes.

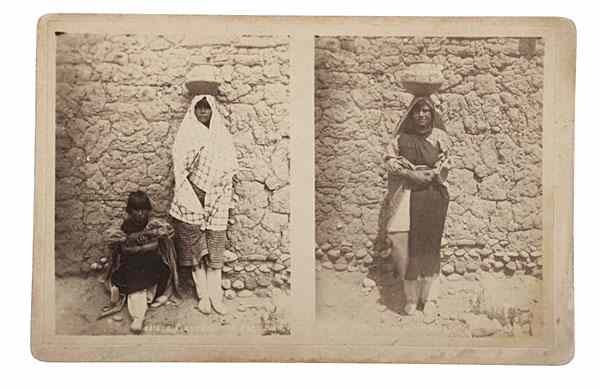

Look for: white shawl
[169,95,238,229]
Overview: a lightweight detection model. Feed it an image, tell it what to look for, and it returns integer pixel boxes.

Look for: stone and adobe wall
[315,36,544,277]
[55,34,291,292]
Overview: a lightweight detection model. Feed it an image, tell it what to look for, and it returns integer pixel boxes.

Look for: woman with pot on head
[169,94,239,315]
[376,96,451,324]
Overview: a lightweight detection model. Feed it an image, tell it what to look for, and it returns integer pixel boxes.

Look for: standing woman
[169,94,239,315]
[377,96,451,324]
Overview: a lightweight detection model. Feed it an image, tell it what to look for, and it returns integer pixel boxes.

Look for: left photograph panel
[55,34,291,336]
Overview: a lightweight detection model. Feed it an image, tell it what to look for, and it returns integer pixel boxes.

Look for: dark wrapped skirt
[111,249,171,295]
[405,183,449,280]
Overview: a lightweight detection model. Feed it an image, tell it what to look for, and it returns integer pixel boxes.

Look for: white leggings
[388,231,439,304]
[127,285,157,320]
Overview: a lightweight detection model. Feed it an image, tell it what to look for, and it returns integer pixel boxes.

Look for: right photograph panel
[314,36,544,340]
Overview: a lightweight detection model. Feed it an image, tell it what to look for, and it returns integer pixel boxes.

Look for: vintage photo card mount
[33,15,574,364]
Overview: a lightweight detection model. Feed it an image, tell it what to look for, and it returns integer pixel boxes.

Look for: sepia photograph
[54,33,291,336]
[32,14,574,363]
[315,36,545,341]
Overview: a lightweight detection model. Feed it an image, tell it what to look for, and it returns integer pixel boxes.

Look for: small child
[108,191,173,334]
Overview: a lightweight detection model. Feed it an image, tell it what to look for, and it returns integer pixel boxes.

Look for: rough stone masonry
[315,37,544,276]
[55,34,290,277]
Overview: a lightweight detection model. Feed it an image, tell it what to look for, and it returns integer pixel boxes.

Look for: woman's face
[194,101,212,126]
[130,208,150,226]
[411,102,433,129]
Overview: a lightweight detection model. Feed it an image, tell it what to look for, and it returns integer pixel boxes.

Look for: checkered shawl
[169,95,238,230]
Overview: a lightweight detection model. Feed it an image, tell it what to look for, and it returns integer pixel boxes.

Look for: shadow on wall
[314,36,544,268]
[55,34,290,276]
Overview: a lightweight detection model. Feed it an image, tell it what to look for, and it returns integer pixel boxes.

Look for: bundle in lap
[102,218,179,302]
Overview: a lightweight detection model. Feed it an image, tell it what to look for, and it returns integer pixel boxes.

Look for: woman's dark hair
[126,190,152,213]
[395,96,446,134]
[194,97,211,110]
[411,99,433,113]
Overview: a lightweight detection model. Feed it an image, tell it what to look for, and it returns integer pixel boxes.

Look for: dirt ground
[56,265,542,340]
[316,264,544,341]
[56,275,291,336]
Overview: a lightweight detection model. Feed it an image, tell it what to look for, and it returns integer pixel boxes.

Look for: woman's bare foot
[150,295,168,308]
[197,298,211,314]
[404,303,418,316]
[130,318,144,334]
[110,286,120,305]
[423,301,437,324]
[210,297,228,315]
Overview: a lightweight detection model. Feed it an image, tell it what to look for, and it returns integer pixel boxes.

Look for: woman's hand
[191,182,206,207]
[136,240,159,253]
[386,157,414,176]
[122,240,159,255]
[126,232,146,245]
[406,170,435,185]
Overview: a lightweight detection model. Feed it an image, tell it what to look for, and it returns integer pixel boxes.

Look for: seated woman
[101,191,179,334]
